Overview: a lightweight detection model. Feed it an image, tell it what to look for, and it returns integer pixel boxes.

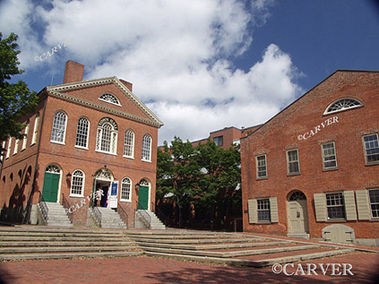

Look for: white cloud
[0,0,303,144]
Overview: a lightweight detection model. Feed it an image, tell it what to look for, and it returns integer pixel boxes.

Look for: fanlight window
[324,98,363,115]
[51,111,67,143]
[96,118,118,154]
[99,93,121,106]
[141,134,152,161]
[46,165,60,174]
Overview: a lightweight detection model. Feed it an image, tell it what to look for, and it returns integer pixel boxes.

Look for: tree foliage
[156,137,241,230]
[0,32,39,150]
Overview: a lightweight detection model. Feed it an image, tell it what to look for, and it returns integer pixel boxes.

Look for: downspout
[24,89,48,223]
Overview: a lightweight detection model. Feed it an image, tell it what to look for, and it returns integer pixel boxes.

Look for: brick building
[191,125,261,150]
[0,60,164,228]
[241,70,379,246]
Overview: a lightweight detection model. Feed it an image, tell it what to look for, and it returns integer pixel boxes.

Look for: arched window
[96,118,118,154]
[70,169,85,196]
[123,129,135,158]
[142,134,152,162]
[22,121,29,150]
[324,98,363,115]
[120,177,132,201]
[51,111,67,143]
[75,117,90,148]
[99,93,121,106]
[31,113,39,145]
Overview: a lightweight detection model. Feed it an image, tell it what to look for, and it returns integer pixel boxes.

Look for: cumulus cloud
[0,0,303,144]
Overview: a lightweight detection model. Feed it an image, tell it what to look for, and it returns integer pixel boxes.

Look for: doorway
[94,180,110,207]
[287,191,309,237]
[137,179,150,210]
[42,165,61,202]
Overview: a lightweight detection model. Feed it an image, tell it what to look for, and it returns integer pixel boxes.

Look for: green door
[138,185,149,210]
[42,172,60,202]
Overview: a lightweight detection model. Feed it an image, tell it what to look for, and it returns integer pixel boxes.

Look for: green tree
[194,140,241,229]
[0,32,39,152]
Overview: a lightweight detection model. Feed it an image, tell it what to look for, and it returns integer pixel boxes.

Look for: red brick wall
[241,71,379,239]
[1,80,159,226]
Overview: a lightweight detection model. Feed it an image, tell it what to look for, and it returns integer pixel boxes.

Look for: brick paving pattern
[0,252,378,284]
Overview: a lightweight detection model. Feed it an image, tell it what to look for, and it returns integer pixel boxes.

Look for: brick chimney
[119,79,133,92]
[63,60,84,83]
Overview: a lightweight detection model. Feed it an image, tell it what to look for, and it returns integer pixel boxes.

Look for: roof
[241,69,379,140]
[46,76,164,128]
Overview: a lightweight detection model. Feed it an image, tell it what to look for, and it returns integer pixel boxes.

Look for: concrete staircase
[135,210,165,230]
[127,230,359,267]
[96,207,127,229]
[45,202,72,227]
[0,226,142,261]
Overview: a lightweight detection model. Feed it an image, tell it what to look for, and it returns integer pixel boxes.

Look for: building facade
[0,60,163,227]
[241,70,379,246]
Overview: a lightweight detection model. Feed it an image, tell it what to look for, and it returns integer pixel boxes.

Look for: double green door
[137,185,149,210]
[42,172,60,202]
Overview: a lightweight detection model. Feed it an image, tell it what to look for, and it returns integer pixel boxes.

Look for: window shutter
[343,190,357,221]
[269,197,278,223]
[248,199,257,224]
[314,193,327,222]
[355,190,370,220]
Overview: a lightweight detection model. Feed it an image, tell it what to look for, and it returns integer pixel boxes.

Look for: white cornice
[47,77,163,128]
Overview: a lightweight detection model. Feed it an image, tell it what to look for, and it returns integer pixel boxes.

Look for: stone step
[0,231,125,237]
[137,241,290,251]
[0,241,134,247]
[131,237,268,244]
[144,248,355,267]
[128,234,256,240]
[0,246,139,254]
[0,236,129,242]
[0,251,143,261]
[0,227,123,234]
[140,244,320,258]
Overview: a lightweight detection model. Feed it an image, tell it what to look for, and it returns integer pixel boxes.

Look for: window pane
[364,134,379,163]
[51,112,67,142]
[257,199,270,221]
[121,178,131,200]
[71,170,84,196]
[142,134,152,161]
[75,118,89,147]
[326,192,345,219]
[369,189,379,218]
[124,130,134,157]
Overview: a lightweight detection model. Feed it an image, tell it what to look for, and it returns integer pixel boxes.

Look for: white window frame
[362,133,379,165]
[21,122,29,150]
[95,118,118,155]
[70,169,85,197]
[369,188,379,219]
[321,141,338,170]
[256,154,267,179]
[6,137,12,159]
[142,134,152,162]
[51,111,68,144]
[75,117,90,149]
[31,114,39,145]
[13,138,19,155]
[120,177,132,202]
[123,129,135,159]
[1,141,6,161]
[286,149,300,175]
[326,192,346,220]
[257,198,271,222]
[99,93,121,106]
[323,98,363,115]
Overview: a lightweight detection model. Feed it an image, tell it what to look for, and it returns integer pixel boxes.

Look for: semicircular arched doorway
[287,190,309,239]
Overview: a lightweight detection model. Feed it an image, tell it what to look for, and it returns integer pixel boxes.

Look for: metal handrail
[92,206,102,227]
[137,209,151,228]
[117,202,128,227]
[38,198,49,222]
[61,193,74,223]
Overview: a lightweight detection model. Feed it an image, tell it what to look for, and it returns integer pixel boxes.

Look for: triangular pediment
[46,77,163,128]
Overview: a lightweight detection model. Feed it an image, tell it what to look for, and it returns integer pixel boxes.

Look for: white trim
[21,123,29,150]
[99,93,122,106]
[50,111,68,144]
[43,164,63,203]
[5,137,12,159]
[120,177,132,202]
[323,97,364,116]
[255,154,267,179]
[286,148,300,175]
[31,114,39,145]
[75,117,90,149]
[69,169,85,197]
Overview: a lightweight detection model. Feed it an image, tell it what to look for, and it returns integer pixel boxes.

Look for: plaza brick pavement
[0,252,378,284]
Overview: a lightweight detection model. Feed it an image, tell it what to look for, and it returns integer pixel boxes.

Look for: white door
[288,200,308,234]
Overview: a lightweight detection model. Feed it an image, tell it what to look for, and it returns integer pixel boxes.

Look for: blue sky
[1,0,378,144]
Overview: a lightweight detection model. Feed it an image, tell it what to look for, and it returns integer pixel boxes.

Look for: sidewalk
[0,252,378,283]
